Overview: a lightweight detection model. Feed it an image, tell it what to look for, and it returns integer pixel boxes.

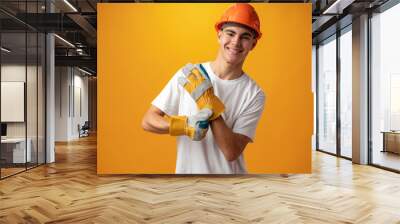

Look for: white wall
[72,72,89,138]
[1,63,46,163]
[55,67,70,141]
[1,65,38,137]
[55,67,89,141]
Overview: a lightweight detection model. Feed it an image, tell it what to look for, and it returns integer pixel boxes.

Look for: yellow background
[97,3,312,174]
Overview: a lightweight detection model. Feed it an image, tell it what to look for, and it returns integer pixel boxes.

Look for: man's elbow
[141,117,151,132]
[226,155,238,162]
[224,150,241,162]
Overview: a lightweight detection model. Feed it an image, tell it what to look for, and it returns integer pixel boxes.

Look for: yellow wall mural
[98,3,312,174]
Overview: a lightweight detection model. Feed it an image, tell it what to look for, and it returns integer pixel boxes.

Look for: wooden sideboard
[382,131,400,154]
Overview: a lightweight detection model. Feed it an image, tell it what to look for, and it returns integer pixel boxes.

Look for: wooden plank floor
[1,167,26,178]
[1,134,400,224]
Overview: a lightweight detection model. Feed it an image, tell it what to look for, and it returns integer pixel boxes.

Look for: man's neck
[210,58,244,80]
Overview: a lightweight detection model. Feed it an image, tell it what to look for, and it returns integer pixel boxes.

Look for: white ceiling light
[323,0,355,15]
[76,48,84,55]
[63,0,78,12]
[78,67,93,76]
[1,47,11,53]
[54,34,75,48]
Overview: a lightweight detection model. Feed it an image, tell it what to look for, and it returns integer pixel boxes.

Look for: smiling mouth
[226,46,243,55]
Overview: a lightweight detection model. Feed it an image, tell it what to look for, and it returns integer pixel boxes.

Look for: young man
[142,3,265,174]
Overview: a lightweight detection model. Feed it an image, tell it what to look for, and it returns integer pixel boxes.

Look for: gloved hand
[178,63,225,120]
[167,108,212,141]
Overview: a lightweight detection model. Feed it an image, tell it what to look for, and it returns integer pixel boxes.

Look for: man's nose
[231,35,241,46]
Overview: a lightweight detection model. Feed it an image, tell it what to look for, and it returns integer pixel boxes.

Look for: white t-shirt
[152,62,266,174]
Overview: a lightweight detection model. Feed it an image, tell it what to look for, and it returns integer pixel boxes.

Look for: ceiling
[0,0,394,75]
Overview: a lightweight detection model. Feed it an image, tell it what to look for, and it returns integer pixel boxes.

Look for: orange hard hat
[215,3,262,39]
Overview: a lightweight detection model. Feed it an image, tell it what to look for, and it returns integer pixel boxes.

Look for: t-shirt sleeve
[232,91,266,142]
[151,69,182,116]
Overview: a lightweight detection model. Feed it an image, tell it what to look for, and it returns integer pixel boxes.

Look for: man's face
[217,24,257,65]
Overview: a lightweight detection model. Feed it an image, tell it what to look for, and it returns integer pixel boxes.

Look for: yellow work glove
[178,63,225,120]
[167,108,212,141]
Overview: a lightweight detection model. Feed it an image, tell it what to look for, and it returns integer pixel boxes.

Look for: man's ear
[251,39,258,50]
[217,30,223,42]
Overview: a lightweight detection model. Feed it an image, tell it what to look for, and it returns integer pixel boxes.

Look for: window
[0,1,46,179]
[371,2,400,171]
[339,28,352,158]
[317,35,337,154]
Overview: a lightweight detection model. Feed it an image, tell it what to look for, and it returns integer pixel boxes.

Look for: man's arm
[210,116,252,162]
[142,105,169,134]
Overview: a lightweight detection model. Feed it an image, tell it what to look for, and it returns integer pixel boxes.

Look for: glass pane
[1,31,27,178]
[340,29,352,158]
[1,1,46,178]
[371,3,400,171]
[318,36,337,154]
